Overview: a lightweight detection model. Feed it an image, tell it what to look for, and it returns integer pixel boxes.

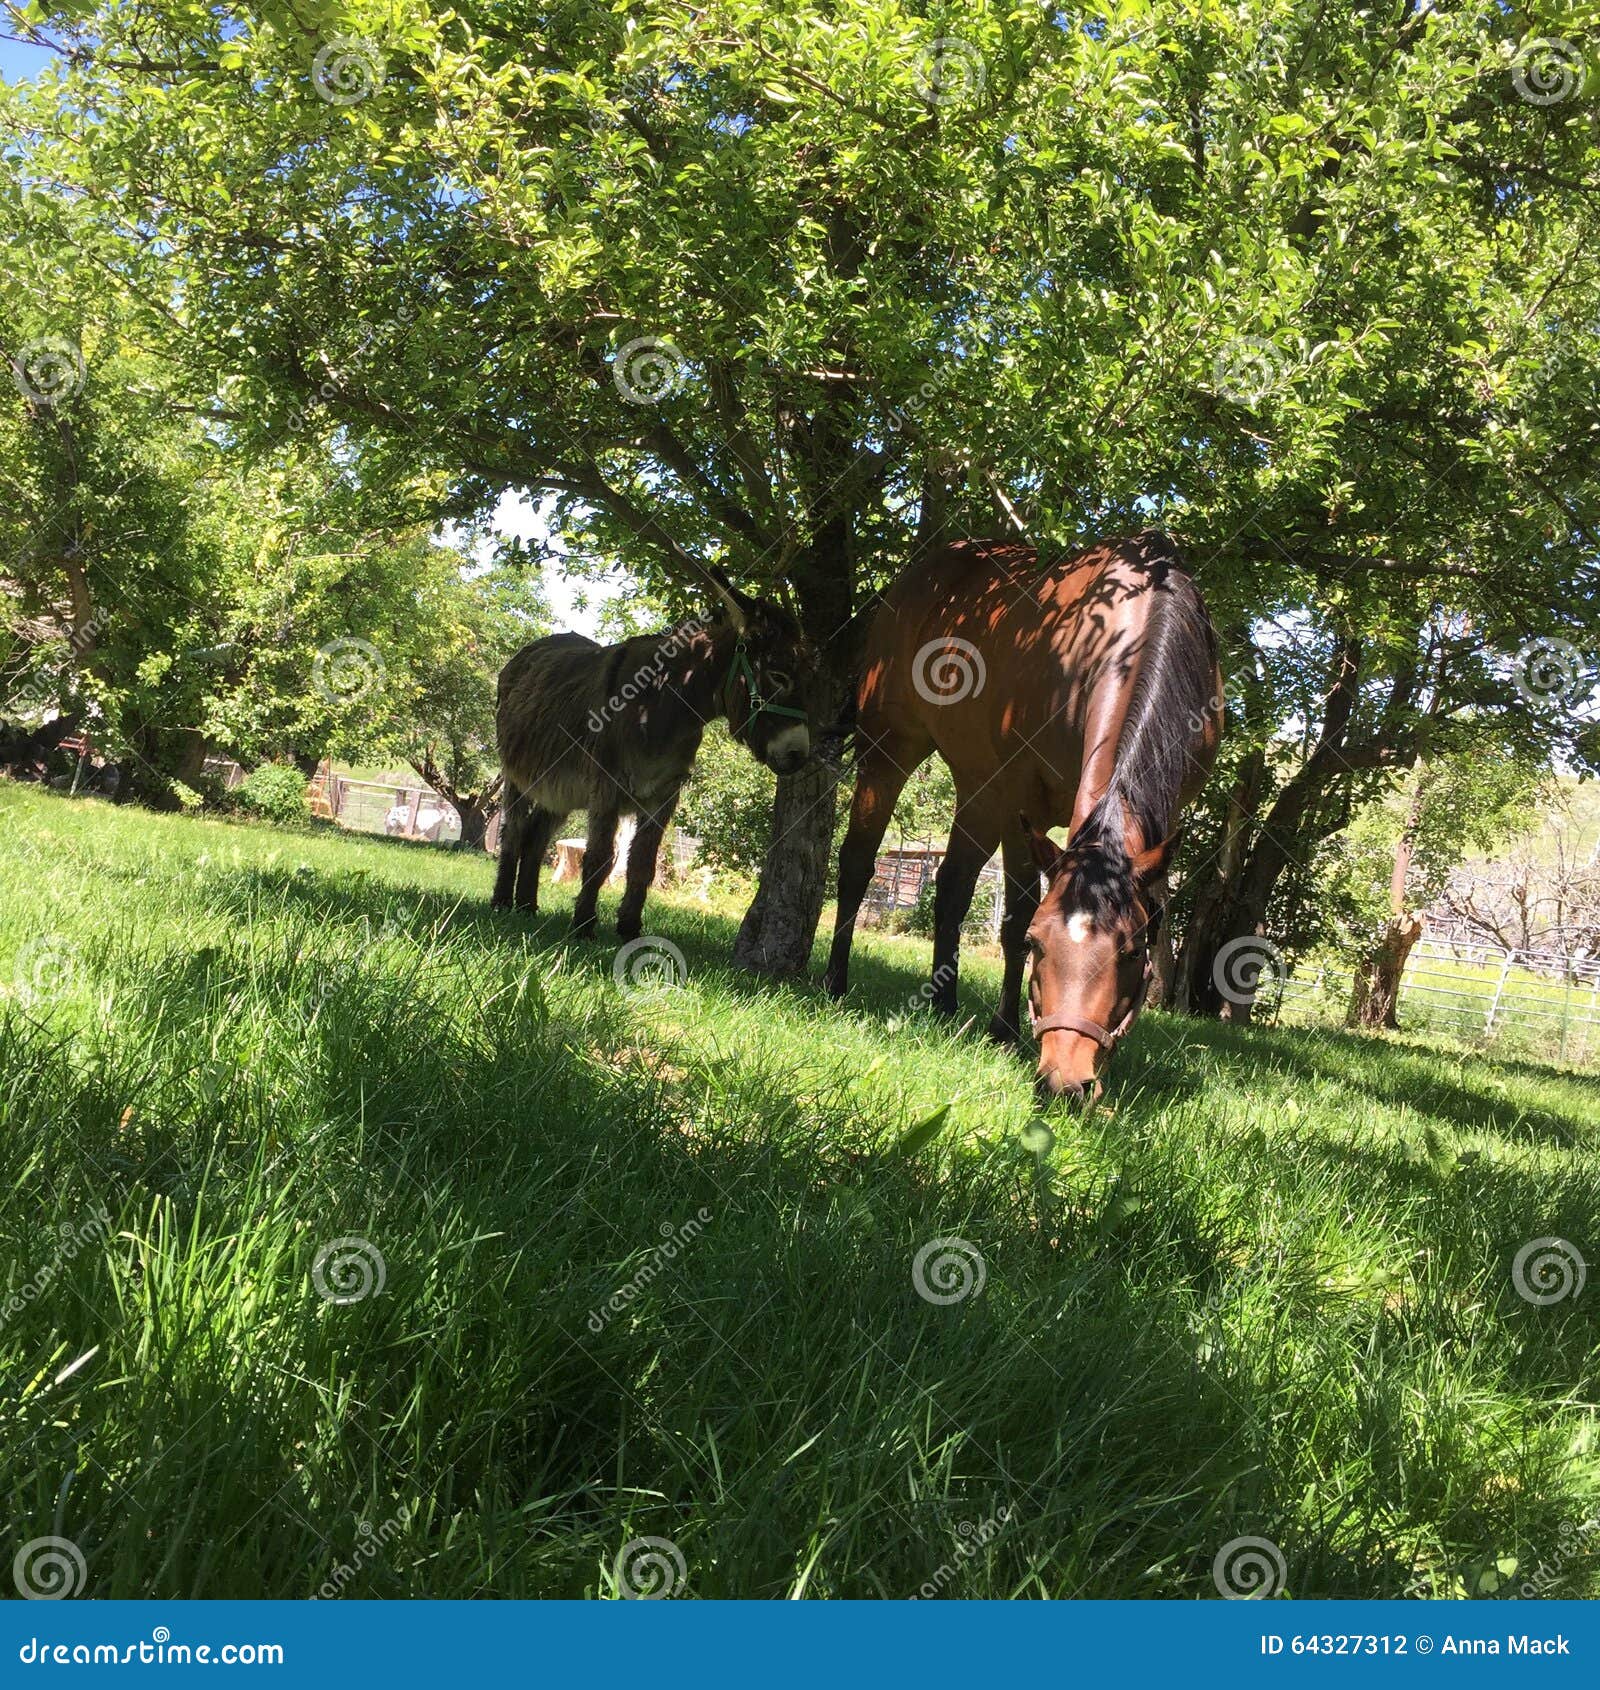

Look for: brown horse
[825,532,1222,1100]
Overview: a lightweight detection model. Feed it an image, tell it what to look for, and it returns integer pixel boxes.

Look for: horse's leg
[571,806,619,938]
[491,783,525,909]
[514,805,562,914]
[929,801,1000,1017]
[989,827,1042,1044]
[823,746,920,999]
[616,795,677,942]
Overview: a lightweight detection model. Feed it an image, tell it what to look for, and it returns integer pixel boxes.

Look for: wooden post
[1485,949,1515,1037]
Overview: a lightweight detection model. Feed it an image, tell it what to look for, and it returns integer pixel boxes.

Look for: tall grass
[2,783,1598,1599]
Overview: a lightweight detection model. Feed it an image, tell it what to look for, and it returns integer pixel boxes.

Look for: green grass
[3,782,1599,1600]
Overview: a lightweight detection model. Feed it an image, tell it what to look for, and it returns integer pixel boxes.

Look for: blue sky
[0,33,55,83]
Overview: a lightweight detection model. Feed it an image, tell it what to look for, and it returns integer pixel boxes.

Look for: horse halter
[724,640,807,726]
[1030,908,1162,1054]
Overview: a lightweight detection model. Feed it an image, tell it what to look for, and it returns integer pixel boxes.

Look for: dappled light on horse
[825,532,1222,1098]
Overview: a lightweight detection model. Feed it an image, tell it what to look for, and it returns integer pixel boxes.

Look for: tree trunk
[733,515,855,977]
[732,747,842,975]
[1349,912,1424,1029]
[456,798,491,852]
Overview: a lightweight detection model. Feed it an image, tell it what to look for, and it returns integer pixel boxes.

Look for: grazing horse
[825,532,1222,1100]
[494,575,811,939]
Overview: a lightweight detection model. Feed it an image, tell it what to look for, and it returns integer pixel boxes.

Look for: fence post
[1485,950,1515,1037]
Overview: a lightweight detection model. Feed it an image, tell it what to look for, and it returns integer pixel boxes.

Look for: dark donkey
[494,575,811,939]
[825,532,1222,1100]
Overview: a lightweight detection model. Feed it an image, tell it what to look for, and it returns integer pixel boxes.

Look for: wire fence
[1270,936,1600,1067]
[858,843,1005,940]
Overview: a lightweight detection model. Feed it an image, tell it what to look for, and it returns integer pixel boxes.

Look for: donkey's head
[709,572,812,776]
[1022,812,1171,1104]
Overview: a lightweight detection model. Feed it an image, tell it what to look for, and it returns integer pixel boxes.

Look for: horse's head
[709,572,813,776]
[1021,815,1170,1104]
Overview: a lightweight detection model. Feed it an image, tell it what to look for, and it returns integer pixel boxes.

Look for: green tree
[9,0,1598,975]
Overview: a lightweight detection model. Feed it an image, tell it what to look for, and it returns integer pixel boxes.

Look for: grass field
[3,782,1599,1600]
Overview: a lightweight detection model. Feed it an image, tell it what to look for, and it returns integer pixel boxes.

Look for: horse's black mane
[1059,534,1218,919]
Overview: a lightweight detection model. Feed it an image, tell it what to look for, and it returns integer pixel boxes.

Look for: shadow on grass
[8,938,1584,1602]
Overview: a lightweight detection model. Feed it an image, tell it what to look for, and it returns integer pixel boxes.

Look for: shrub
[237,762,311,825]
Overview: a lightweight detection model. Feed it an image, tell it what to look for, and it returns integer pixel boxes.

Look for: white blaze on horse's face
[1066,911,1093,944]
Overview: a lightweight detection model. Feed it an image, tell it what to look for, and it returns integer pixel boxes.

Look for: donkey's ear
[1130,832,1178,885]
[705,566,749,635]
[1021,815,1066,880]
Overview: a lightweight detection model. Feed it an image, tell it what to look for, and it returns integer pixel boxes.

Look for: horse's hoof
[822,971,847,1000]
[615,918,642,943]
[571,917,599,941]
[986,1016,1021,1046]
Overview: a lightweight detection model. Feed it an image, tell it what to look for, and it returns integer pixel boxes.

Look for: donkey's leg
[823,746,920,999]
[989,826,1042,1044]
[929,801,1000,1017]
[491,784,526,909]
[513,805,563,914]
[616,795,677,943]
[571,806,620,939]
